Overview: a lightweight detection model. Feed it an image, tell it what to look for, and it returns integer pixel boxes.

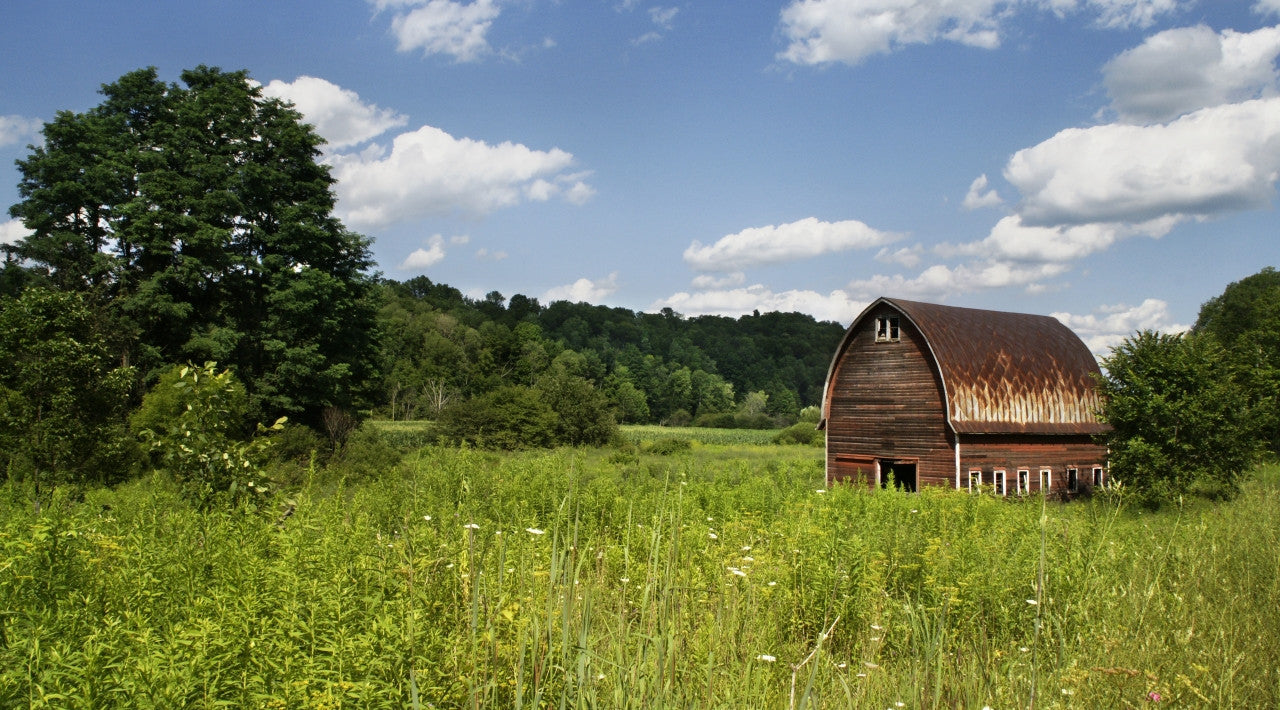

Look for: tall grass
[2,449,1277,708]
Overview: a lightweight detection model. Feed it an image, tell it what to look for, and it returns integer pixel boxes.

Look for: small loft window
[875,316,900,342]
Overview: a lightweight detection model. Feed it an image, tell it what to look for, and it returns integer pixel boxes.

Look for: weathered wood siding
[825,305,955,487]
[960,435,1107,497]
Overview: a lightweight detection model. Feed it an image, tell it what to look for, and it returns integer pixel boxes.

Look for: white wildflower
[708,532,718,540]
[742,556,755,562]
[1026,599,1038,605]
[463,523,480,530]
[767,581,777,587]
[729,567,747,577]
[526,527,545,535]
[756,654,776,663]
[423,515,432,522]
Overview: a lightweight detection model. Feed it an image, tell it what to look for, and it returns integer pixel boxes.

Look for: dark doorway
[879,460,917,492]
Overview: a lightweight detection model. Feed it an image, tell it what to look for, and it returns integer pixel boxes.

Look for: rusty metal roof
[828,297,1109,436]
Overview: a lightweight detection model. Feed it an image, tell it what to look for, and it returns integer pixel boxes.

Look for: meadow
[2,428,1278,708]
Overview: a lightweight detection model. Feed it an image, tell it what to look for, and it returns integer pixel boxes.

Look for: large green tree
[7,66,378,428]
[1193,266,1280,454]
[1097,330,1261,502]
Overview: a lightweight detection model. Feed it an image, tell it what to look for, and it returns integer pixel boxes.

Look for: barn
[818,297,1109,497]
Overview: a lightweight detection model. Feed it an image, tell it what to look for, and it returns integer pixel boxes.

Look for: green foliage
[135,362,284,504]
[0,288,134,492]
[773,421,822,445]
[435,385,559,450]
[1193,266,1280,454]
[7,66,379,428]
[3,450,1278,707]
[1098,330,1261,503]
[641,436,693,455]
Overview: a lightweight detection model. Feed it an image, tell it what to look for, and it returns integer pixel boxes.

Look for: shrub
[773,421,822,445]
[435,385,558,449]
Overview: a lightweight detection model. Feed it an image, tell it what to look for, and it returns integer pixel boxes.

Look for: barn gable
[821,297,1109,495]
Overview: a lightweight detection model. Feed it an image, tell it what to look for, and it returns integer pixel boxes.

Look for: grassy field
[2,434,1277,708]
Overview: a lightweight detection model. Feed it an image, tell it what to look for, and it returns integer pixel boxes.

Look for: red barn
[818,297,1109,497]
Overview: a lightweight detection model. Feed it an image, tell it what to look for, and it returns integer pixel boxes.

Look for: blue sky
[2,0,1279,355]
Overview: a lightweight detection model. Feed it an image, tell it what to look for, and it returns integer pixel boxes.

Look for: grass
[2,443,1277,708]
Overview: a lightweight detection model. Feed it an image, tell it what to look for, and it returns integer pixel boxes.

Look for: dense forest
[375,276,844,427]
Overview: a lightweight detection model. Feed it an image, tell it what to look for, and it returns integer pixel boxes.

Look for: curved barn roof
[825,297,1108,435]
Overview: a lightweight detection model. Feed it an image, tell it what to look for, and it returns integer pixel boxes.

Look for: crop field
[2,435,1278,708]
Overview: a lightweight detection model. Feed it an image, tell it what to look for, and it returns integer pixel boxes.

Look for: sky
[2,0,1279,357]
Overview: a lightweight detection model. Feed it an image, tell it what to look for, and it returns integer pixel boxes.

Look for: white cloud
[776,0,1184,66]
[652,284,866,322]
[692,272,747,289]
[374,0,501,62]
[778,0,1005,66]
[329,125,591,228]
[261,76,407,149]
[847,260,1072,300]
[1052,298,1190,357]
[650,6,679,29]
[476,247,508,260]
[684,217,901,272]
[1103,25,1280,124]
[875,244,924,267]
[1259,0,1280,17]
[0,115,41,147]
[962,174,1003,209]
[399,234,448,270]
[1,219,32,245]
[1005,97,1280,227]
[543,273,620,303]
[939,214,1177,263]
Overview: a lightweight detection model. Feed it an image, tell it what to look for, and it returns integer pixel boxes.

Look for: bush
[643,437,692,455]
[435,385,558,450]
[773,421,822,445]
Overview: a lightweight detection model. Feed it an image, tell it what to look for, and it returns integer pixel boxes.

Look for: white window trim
[968,469,981,493]
[1039,468,1052,492]
[1017,469,1030,495]
[994,469,1007,497]
[874,315,901,343]
[1092,466,1104,487]
[1067,467,1079,493]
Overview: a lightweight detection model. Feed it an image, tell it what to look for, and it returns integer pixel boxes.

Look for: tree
[1097,330,1261,503]
[1193,266,1280,454]
[7,66,378,428]
[0,289,134,496]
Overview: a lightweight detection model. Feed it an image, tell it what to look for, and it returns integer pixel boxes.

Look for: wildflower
[463,523,480,530]
[870,624,883,630]
[871,637,881,642]
[741,545,752,551]
[742,556,755,562]
[815,489,827,494]
[729,567,747,577]
[756,654,776,663]
[706,516,713,521]
[836,662,847,669]
[1026,598,1038,605]
[767,581,777,587]
[597,673,605,680]
[863,662,879,669]
[526,527,544,535]
[708,532,718,540]
[1061,688,1074,696]
[896,703,905,708]
[1020,647,1029,652]
[1148,691,1162,702]
[620,577,630,583]
[423,515,432,522]
[910,509,918,514]
[856,672,867,678]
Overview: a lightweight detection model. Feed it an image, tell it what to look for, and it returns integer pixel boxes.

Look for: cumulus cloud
[1103,25,1280,124]
[847,260,1073,300]
[543,273,620,303]
[476,247,508,260]
[692,272,747,289]
[0,115,41,147]
[1260,0,1280,16]
[399,234,448,270]
[939,214,1178,263]
[684,217,901,272]
[1,219,32,245]
[776,0,1184,66]
[1005,97,1280,227]
[1052,298,1190,357]
[372,0,500,62]
[329,125,591,228]
[963,174,1003,210]
[261,76,407,149]
[652,285,866,323]
[875,245,925,267]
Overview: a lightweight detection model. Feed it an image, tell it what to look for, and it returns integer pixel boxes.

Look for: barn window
[994,469,1007,496]
[875,316,900,342]
[1039,468,1052,492]
[1017,469,1030,495]
[1067,467,1079,493]
[1092,466,1104,487]
[968,469,981,492]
